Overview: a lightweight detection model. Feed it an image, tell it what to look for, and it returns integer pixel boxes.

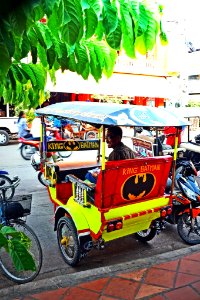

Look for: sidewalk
[2,245,200,300]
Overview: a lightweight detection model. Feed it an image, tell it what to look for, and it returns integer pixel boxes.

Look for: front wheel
[0,130,9,146]
[20,145,36,160]
[0,175,15,200]
[0,221,43,284]
[177,213,200,245]
[135,227,157,242]
[57,217,81,267]
[38,171,48,187]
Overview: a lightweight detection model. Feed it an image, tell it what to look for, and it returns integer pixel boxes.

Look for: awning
[45,70,172,98]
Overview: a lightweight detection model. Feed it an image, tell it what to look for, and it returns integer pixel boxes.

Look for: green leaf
[33,23,46,48]
[27,27,38,47]
[106,19,122,49]
[21,32,31,58]
[135,3,149,38]
[8,239,36,272]
[144,17,158,51]
[102,0,118,35]
[8,9,26,36]
[95,21,104,40]
[57,43,69,72]
[87,43,102,81]
[0,42,11,78]
[68,53,77,72]
[38,44,48,67]
[31,46,38,64]
[42,0,60,17]
[75,44,89,75]
[47,46,56,69]
[119,0,136,58]
[20,63,37,87]
[11,65,28,84]
[37,22,53,49]
[84,7,98,39]
[29,63,47,90]
[0,231,8,248]
[61,0,83,45]
[1,28,15,57]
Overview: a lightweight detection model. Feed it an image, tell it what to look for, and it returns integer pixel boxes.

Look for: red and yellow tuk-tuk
[36,102,189,266]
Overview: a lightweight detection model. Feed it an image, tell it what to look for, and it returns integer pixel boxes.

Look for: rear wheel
[0,130,9,146]
[0,221,42,284]
[57,217,81,266]
[135,228,157,242]
[177,213,200,245]
[20,145,36,160]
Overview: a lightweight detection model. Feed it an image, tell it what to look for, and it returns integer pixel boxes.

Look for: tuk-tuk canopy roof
[36,102,190,127]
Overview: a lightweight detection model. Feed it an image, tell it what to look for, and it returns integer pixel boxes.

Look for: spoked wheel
[0,175,15,200]
[57,217,81,266]
[20,145,36,160]
[177,213,200,245]
[135,227,157,242]
[58,151,72,158]
[38,171,48,187]
[0,221,42,284]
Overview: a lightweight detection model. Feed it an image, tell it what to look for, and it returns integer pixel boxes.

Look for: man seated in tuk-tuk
[85,126,135,184]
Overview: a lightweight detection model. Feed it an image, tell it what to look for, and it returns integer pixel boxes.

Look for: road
[0,141,190,289]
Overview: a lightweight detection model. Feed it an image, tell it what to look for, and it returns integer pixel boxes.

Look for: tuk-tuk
[36,102,190,266]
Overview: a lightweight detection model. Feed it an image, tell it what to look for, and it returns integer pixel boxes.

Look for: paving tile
[164,286,200,300]
[62,287,99,300]
[148,295,166,300]
[117,269,147,281]
[144,267,176,288]
[179,258,200,276]
[175,272,200,288]
[78,277,109,292]
[99,296,117,300]
[135,283,168,299]
[154,260,179,271]
[30,288,68,300]
[184,252,200,262]
[192,281,200,294]
[103,277,139,300]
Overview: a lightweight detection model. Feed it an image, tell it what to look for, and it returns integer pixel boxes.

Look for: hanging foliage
[0,0,167,108]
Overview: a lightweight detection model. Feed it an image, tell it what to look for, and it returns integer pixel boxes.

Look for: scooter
[167,160,200,245]
[18,137,40,160]
[0,170,20,200]
[19,128,72,160]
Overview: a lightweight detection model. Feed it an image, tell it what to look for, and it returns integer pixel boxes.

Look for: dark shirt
[108,142,135,161]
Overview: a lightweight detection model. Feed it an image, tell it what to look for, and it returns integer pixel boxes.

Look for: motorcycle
[167,160,200,245]
[0,170,20,200]
[19,127,72,160]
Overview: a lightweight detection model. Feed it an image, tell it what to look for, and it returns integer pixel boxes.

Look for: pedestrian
[17,111,32,138]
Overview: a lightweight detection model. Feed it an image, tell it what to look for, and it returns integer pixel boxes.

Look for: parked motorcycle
[19,128,72,160]
[0,170,20,200]
[167,160,200,245]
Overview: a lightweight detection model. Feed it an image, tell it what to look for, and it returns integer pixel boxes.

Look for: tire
[177,213,200,245]
[0,130,9,146]
[0,221,42,284]
[135,227,157,242]
[85,131,97,140]
[20,145,36,160]
[38,171,48,187]
[0,175,15,200]
[57,217,81,266]
[58,151,72,158]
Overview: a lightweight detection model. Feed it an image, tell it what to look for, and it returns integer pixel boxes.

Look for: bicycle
[0,179,43,284]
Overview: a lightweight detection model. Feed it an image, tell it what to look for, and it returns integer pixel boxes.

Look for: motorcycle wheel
[134,228,157,242]
[177,213,200,245]
[38,172,48,187]
[58,151,72,158]
[20,145,36,160]
[0,175,15,200]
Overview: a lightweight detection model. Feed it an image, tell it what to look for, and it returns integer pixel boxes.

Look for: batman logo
[122,173,155,201]
[64,141,79,151]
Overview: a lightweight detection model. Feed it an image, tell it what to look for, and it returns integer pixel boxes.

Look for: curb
[1,244,200,299]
